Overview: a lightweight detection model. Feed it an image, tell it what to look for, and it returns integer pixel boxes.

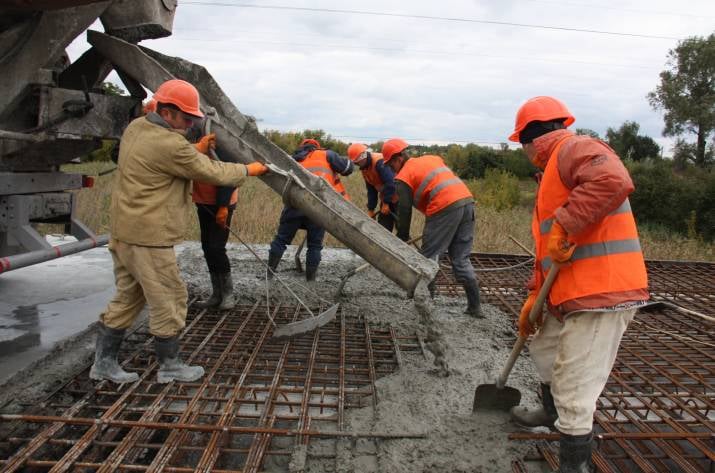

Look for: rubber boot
[217,272,236,310]
[89,323,139,384]
[267,252,281,280]
[305,265,318,282]
[559,431,594,472]
[154,335,205,383]
[194,272,222,308]
[511,383,558,429]
[462,278,483,318]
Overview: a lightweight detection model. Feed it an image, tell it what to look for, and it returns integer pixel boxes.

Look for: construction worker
[382,138,482,317]
[347,143,397,231]
[267,138,353,281]
[507,96,649,473]
[90,79,268,385]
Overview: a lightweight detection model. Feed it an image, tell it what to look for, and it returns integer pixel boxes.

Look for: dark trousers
[269,207,325,268]
[196,204,234,273]
[377,210,395,232]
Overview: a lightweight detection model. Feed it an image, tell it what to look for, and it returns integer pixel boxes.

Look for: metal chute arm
[87,31,438,295]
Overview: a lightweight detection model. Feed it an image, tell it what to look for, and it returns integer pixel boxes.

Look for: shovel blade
[472,384,522,412]
[272,304,340,340]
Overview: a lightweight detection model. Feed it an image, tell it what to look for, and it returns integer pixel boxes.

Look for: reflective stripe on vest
[539,199,632,235]
[396,155,472,216]
[542,238,642,271]
[533,136,647,306]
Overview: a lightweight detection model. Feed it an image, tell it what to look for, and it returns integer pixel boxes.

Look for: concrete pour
[0,240,546,472]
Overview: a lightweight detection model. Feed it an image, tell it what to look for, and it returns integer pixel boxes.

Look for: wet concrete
[0,236,114,383]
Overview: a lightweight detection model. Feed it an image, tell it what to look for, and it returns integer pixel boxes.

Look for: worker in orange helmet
[347,143,398,231]
[91,79,269,385]
[383,138,481,317]
[507,96,649,473]
[267,138,353,281]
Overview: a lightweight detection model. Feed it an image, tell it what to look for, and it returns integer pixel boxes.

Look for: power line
[181,2,681,40]
[172,35,654,70]
[524,0,715,20]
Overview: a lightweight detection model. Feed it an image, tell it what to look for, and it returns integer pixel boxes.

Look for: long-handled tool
[199,182,339,339]
[294,233,307,273]
[472,264,560,411]
[335,234,424,298]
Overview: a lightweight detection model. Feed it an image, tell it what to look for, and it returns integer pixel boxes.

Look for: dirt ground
[0,242,547,472]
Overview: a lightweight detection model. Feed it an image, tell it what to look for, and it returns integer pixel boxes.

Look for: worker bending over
[267,138,353,281]
[508,96,649,473]
[91,79,268,385]
[347,143,398,231]
[382,138,481,317]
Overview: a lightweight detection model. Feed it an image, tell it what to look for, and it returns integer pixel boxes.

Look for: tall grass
[58,162,715,262]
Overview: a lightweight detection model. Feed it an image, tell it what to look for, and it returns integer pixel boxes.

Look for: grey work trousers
[421,202,477,283]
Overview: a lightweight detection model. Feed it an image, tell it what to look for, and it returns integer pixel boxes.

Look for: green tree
[575,128,600,139]
[101,81,126,96]
[648,33,715,167]
[605,121,661,161]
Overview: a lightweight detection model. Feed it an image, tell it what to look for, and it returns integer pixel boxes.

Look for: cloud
[67,0,715,151]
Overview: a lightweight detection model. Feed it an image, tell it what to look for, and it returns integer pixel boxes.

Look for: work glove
[518,291,542,338]
[194,133,216,155]
[547,221,576,264]
[246,162,268,176]
[380,202,391,216]
[215,206,229,228]
[367,209,377,219]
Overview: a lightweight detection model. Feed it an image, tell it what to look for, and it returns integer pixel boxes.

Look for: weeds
[54,162,715,262]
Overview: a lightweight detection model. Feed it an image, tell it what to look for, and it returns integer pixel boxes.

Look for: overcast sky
[69,1,715,153]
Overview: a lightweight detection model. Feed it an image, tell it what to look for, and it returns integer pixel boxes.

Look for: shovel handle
[496,264,560,389]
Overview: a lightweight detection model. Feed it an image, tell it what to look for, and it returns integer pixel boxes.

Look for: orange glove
[518,291,542,338]
[246,162,268,176]
[547,221,576,264]
[367,209,377,219]
[215,206,228,228]
[380,202,391,215]
[194,133,216,155]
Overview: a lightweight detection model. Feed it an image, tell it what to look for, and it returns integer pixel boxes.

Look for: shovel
[472,264,561,411]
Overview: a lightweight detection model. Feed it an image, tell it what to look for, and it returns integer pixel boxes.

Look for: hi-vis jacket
[531,129,649,312]
[361,152,397,208]
[111,115,247,246]
[300,148,351,200]
[395,155,473,216]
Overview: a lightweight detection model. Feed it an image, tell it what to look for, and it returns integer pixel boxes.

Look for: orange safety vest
[301,149,350,200]
[192,153,238,205]
[361,152,398,203]
[533,136,648,307]
[396,155,472,216]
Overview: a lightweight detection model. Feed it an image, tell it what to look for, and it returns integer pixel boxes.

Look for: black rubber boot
[154,335,205,383]
[89,323,139,384]
[195,272,222,309]
[511,383,558,429]
[559,431,594,472]
[267,252,281,280]
[305,265,318,282]
[462,278,483,318]
[217,273,235,310]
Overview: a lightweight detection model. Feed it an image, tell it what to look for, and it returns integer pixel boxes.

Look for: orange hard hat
[347,143,368,162]
[300,138,321,148]
[142,98,157,114]
[508,96,575,142]
[381,138,409,163]
[153,79,204,118]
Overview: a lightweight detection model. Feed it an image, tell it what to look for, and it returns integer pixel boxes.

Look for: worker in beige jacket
[90,79,268,385]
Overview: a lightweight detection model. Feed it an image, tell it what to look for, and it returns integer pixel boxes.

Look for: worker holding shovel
[507,96,649,472]
[347,143,398,232]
